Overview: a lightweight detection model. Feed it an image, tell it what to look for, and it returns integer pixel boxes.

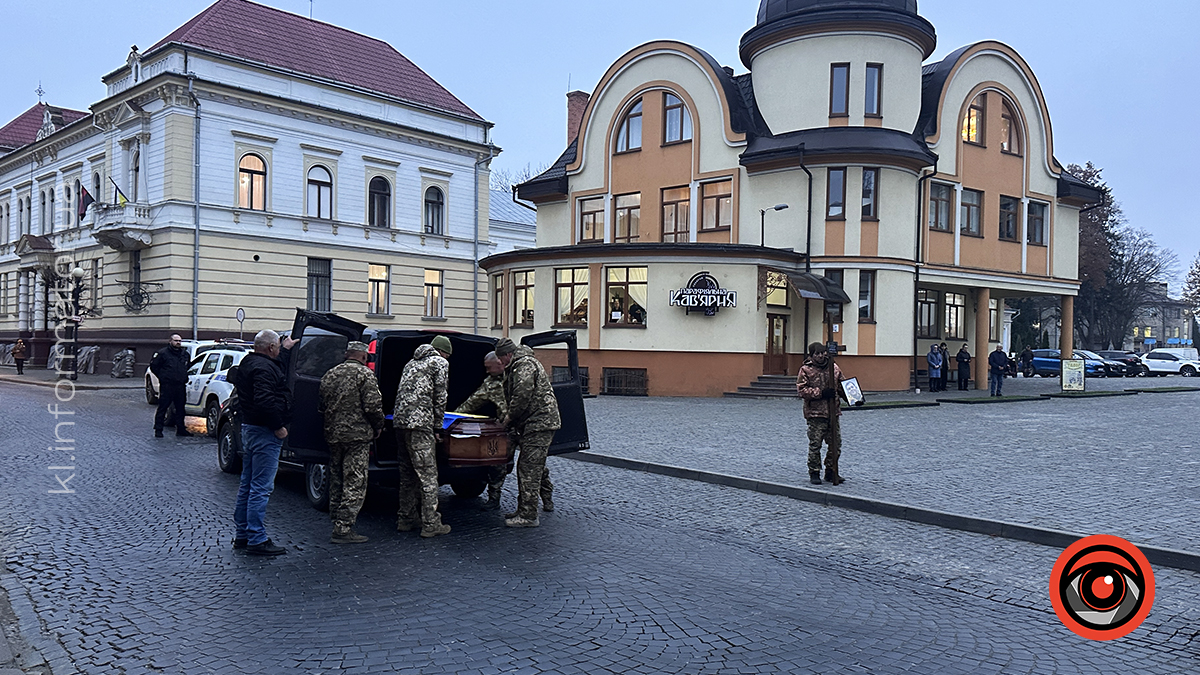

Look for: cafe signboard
[669,271,737,316]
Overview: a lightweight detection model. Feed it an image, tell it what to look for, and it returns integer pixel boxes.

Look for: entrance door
[765,314,788,375]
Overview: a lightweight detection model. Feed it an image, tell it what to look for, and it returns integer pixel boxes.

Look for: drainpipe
[186,66,201,341]
[799,146,814,348]
[472,138,495,333]
[912,170,933,389]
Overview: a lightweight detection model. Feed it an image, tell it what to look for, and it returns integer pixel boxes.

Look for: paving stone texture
[0,381,1198,674]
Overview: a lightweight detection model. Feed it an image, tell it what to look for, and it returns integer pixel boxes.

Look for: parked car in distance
[1141,350,1200,377]
[183,349,247,436]
[1096,350,1146,377]
[1029,349,1105,377]
[145,339,251,404]
[1075,349,1126,377]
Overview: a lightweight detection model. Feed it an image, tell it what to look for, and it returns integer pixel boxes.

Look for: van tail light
[367,339,377,372]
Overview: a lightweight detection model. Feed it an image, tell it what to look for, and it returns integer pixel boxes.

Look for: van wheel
[451,480,486,498]
[145,378,158,404]
[306,463,330,512]
[217,422,242,474]
[204,399,221,437]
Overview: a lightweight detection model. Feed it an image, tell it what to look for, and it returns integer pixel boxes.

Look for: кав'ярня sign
[669,271,737,316]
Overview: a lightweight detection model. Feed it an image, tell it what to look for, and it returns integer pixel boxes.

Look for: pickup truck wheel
[1181,366,1196,377]
[305,463,330,512]
[145,378,158,405]
[450,479,486,498]
[204,399,221,437]
[217,423,242,474]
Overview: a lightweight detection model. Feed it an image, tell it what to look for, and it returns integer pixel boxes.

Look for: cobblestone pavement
[588,376,1200,554]
[1,384,1199,673]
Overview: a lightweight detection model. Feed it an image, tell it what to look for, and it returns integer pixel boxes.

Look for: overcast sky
[3,0,1196,285]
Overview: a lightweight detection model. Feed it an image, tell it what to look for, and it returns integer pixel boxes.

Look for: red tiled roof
[0,104,90,153]
[146,0,482,121]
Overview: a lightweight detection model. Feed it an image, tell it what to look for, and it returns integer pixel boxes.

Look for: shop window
[424,269,444,318]
[700,181,732,230]
[944,292,965,339]
[827,168,846,219]
[858,271,875,321]
[579,197,605,243]
[661,186,690,243]
[962,94,985,145]
[307,165,333,219]
[766,271,789,307]
[960,189,982,236]
[369,176,391,228]
[555,268,589,326]
[829,63,849,116]
[999,196,1020,241]
[663,93,693,144]
[861,168,879,219]
[1000,101,1022,155]
[606,266,648,326]
[239,154,267,211]
[367,264,389,315]
[865,64,883,116]
[615,99,642,153]
[917,289,939,338]
[613,193,640,243]
[424,186,444,235]
[929,183,953,231]
[1027,202,1047,246]
[513,270,535,327]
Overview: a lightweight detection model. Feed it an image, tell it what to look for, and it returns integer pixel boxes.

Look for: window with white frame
[944,292,965,339]
[492,273,504,329]
[369,176,391,228]
[513,270,534,326]
[662,93,692,144]
[615,99,642,153]
[239,154,267,211]
[307,165,333,219]
[424,269,444,318]
[424,186,444,235]
[367,264,390,315]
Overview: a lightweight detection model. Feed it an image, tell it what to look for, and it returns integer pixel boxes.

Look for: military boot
[824,468,845,486]
[809,471,822,485]
[396,519,420,533]
[480,486,502,511]
[540,490,554,513]
[420,523,451,538]
[504,515,540,528]
[331,530,369,544]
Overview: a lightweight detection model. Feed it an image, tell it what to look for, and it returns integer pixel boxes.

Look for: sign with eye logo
[1049,534,1155,640]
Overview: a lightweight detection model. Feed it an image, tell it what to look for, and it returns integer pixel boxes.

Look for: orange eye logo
[1049,534,1154,641]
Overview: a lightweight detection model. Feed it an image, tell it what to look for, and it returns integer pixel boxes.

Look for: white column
[953,183,962,266]
[602,193,612,244]
[17,271,29,332]
[1020,196,1029,274]
[33,272,46,332]
[688,181,699,243]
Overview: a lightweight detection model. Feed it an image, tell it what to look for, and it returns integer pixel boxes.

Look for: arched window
[662,93,692,144]
[307,165,333,219]
[238,154,267,210]
[615,99,642,153]
[368,176,391,228]
[423,186,444,235]
[1000,100,1022,155]
[961,94,985,145]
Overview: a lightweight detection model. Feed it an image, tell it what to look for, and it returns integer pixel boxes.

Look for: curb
[0,377,141,391]
[565,452,1200,573]
[1041,391,1138,399]
[843,401,939,411]
[935,395,1047,404]
[0,573,76,674]
[1125,387,1200,394]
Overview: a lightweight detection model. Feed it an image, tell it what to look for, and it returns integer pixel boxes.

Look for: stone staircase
[723,374,798,399]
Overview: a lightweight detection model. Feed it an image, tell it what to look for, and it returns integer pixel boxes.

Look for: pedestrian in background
[988,344,1008,397]
[11,338,27,375]
[454,351,514,512]
[955,343,972,391]
[150,334,191,438]
[496,337,560,527]
[938,342,950,392]
[1019,345,1034,377]
[797,342,847,485]
[233,329,296,556]
[926,344,943,392]
[319,341,385,544]
[393,335,453,538]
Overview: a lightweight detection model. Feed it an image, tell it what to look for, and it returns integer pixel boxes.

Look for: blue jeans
[989,372,1004,396]
[234,424,283,545]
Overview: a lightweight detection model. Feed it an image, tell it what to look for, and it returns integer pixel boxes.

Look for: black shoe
[824,468,846,486]
[809,471,822,485]
[232,538,248,550]
[479,496,501,512]
[245,539,287,556]
[154,429,164,438]
[176,429,193,437]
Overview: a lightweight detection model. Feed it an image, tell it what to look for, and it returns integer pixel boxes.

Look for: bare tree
[490,163,548,193]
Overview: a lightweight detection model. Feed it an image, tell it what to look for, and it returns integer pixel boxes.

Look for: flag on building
[109,177,129,206]
[77,186,95,219]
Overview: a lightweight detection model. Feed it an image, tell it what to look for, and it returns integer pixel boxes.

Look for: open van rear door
[285,309,367,464]
[521,330,590,455]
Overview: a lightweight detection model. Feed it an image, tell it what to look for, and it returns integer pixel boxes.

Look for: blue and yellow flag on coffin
[108,177,129,206]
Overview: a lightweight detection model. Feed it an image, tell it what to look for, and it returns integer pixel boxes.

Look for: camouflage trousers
[397,429,444,530]
[328,441,370,534]
[806,416,841,473]
[488,434,553,504]
[513,430,554,520]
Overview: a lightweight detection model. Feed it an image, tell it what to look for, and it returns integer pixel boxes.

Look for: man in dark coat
[796,342,848,485]
[232,329,296,555]
[955,344,972,390]
[150,334,191,438]
[988,345,1009,396]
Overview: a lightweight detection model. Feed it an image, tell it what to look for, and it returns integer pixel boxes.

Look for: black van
[216,309,590,509]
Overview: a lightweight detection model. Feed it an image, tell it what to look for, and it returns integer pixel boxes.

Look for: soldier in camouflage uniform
[318,341,385,544]
[495,338,560,528]
[453,352,511,511]
[796,342,848,486]
[393,335,452,538]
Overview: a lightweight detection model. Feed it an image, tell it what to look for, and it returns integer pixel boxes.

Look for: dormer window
[615,99,642,153]
[662,93,692,144]
[1000,100,1021,155]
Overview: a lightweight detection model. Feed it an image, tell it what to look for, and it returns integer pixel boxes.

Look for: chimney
[566,90,590,145]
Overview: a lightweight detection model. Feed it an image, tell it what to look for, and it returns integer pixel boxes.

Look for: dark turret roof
[741,0,935,67]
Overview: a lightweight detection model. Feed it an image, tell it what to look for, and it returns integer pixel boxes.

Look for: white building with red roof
[0,0,501,372]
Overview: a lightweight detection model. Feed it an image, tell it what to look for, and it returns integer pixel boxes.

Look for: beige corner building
[484,0,1100,395]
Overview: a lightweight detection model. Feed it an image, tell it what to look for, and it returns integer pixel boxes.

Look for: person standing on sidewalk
[150,334,191,438]
[11,339,27,375]
[393,335,453,538]
[938,343,950,392]
[496,337,560,528]
[232,329,296,556]
[453,351,514,512]
[988,345,1008,396]
[926,343,944,392]
[796,342,847,486]
[955,343,972,390]
[319,341,385,544]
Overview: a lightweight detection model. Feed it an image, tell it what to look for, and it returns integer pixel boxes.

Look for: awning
[785,272,851,304]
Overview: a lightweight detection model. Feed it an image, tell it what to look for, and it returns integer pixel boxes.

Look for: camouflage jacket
[393,344,449,431]
[318,359,385,444]
[455,373,506,420]
[503,346,561,433]
[796,358,845,420]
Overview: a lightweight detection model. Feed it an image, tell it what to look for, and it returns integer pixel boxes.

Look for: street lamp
[69,266,85,381]
[760,203,789,247]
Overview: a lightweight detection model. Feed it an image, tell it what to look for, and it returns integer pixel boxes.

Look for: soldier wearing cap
[495,337,560,527]
[453,351,513,511]
[393,335,453,537]
[318,340,385,543]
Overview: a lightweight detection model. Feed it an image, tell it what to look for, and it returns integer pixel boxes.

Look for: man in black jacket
[232,329,296,556]
[150,334,191,438]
